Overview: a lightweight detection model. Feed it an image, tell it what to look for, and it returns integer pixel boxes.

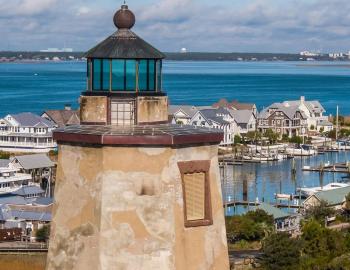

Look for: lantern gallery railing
[87,59,162,92]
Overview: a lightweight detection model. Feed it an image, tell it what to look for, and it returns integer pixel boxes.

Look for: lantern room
[80,4,168,126]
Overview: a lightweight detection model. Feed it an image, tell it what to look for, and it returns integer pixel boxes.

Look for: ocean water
[0,61,349,116]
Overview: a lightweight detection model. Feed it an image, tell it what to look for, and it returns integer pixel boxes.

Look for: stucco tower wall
[46,144,229,270]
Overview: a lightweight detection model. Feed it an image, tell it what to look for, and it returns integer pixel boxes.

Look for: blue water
[224,151,350,216]
[0,61,349,116]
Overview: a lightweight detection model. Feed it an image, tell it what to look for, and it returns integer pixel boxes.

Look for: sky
[1,0,350,53]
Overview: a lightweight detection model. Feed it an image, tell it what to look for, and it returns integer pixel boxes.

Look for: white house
[168,105,211,125]
[190,108,238,146]
[0,113,57,153]
[230,110,256,135]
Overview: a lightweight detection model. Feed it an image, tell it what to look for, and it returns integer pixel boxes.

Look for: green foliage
[36,225,50,242]
[245,131,262,143]
[281,134,289,142]
[246,209,274,226]
[234,135,242,145]
[226,210,274,243]
[319,127,324,133]
[310,125,315,130]
[289,135,303,144]
[327,129,337,139]
[304,200,335,223]
[260,232,301,270]
[301,220,348,269]
[328,254,350,270]
[264,129,278,144]
[0,151,10,159]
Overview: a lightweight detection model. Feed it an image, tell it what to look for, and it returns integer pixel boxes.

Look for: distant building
[258,97,332,138]
[0,113,57,153]
[190,108,238,145]
[212,99,257,115]
[42,105,80,128]
[304,186,350,211]
[329,53,344,59]
[230,110,256,135]
[168,105,211,125]
[40,48,73,53]
[180,48,187,53]
[258,103,308,138]
[300,51,319,57]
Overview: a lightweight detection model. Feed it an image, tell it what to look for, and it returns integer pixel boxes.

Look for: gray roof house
[231,110,256,134]
[0,113,57,153]
[189,108,236,146]
[168,105,212,124]
[11,154,55,171]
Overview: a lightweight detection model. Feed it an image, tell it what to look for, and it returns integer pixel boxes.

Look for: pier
[302,162,350,174]
[224,201,301,209]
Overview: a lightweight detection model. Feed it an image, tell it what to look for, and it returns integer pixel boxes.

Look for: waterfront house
[190,108,238,145]
[0,112,57,153]
[303,186,350,210]
[230,109,257,135]
[258,103,309,138]
[212,99,257,116]
[168,105,211,124]
[10,154,55,194]
[41,105,80,128]
[253,203,301,234]
[281,96,330,130]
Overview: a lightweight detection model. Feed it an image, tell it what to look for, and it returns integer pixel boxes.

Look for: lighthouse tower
[46,4,229,270]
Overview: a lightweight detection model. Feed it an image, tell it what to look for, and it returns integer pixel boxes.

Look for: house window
[178,160,212,228]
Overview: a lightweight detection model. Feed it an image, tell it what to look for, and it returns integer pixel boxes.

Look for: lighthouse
[46,4,229,270]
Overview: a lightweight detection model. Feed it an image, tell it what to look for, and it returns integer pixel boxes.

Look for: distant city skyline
[1,0,350,53]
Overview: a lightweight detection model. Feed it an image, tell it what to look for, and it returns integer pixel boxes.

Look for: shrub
[260,232,301,270]
[36,225,50,242]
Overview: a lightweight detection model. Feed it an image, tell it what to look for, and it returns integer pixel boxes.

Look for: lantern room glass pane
[148,60,155,91]
[138,60,148,91]
[112,60,124,91]
[102,60,110,90]
[93,59,101,90]
[126,60,136,91]
[156,60,162,91]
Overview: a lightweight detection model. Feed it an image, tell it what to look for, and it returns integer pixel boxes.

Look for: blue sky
[0,0,350,53]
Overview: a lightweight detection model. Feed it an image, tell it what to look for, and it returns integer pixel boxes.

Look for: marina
[220,150,350,215]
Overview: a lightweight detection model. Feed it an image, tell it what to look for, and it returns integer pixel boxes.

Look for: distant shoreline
[1,51,350,62]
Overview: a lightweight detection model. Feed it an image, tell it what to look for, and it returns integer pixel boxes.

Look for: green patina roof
[253,202,290,220]
[85,29,165,59]
[312,186,350,205]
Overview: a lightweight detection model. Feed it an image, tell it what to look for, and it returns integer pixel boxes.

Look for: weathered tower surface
[46,4,229,270]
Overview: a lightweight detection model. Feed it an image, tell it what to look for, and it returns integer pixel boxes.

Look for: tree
[36,225,50,242]
[289,135,303,144]
[310,125,315,130]
[304,200,335,223]
[260,233,301,270]
[234,135,242,145]
[264,129,278,144]
[246,209,274,226]
[319,127,324,134]
[301,219,348,269]
[0,151,10,159]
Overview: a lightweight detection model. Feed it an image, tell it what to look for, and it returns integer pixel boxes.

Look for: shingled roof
[42,109,80,128]
[85,29,165,59]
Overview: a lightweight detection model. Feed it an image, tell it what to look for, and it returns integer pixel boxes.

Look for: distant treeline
[0,51,345,61]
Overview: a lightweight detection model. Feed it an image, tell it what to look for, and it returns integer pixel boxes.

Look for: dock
[224,201,301,209]
[302,162,350,174]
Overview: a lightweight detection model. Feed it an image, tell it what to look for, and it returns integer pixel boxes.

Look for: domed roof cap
[113,4,136,29]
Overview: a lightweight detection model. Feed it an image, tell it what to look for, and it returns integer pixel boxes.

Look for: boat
[285,144,317,156]
[275,193,293,200]
[297,182,350,197]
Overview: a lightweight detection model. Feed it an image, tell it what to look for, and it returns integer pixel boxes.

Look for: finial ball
[113,4,136,29]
